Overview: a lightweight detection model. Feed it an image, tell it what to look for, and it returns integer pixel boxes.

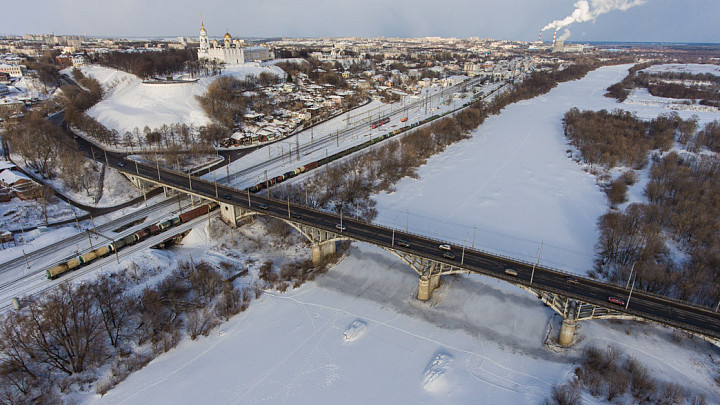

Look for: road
[122,155,720,341]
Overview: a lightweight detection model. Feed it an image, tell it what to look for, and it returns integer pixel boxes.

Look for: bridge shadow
[314,245,576,362]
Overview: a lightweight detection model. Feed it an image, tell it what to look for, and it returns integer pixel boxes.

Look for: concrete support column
[418,263,440,301]
[220,203,240,227]
[558,318,577,346]
[418,275,431,301]
[558,300,578,346]
[312,240,336,266]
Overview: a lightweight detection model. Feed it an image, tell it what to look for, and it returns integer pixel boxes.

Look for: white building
[197,19,244,65]
[0,64,25,78]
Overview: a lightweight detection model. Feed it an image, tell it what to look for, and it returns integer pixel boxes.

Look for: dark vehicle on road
[442,251,455,260]
[396,239,410,248]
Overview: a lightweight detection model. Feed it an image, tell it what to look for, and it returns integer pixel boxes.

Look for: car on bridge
[117,161,125,167]
[439,244,451,251]
[565,277,580,285]
[335,224,347,231]
[442,251,455,260]
[504,268,518,276]
[257,203,269,210]
[396,239,410,248]
[608,296,625,306]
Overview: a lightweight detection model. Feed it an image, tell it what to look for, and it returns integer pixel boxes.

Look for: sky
[4,0,720,43]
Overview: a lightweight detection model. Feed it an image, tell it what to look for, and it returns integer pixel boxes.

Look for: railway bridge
[119,159,720,348]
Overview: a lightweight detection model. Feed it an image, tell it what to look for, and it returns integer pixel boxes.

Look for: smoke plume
[541,0,647,32]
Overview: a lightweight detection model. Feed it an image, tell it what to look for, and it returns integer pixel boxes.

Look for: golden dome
[224,32,232,39]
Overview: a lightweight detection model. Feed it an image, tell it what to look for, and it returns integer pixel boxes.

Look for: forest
[563,108,720,306]
[97,49,197,79]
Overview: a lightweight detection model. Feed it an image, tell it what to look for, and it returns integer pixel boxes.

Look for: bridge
[117,155,720,348]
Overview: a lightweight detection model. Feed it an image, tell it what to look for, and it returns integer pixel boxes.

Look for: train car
[81,251,98,264]
[67,257,82,269]
[157,220,173,231]
[148,224,160,235]
[95,245,111,257]
[401,117,408,122]
[46,264,69,279]
[179,204,212,223]
[303,161,319,171]
[134,228,150,240]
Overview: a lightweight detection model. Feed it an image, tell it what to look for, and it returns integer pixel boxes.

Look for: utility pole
[265,170,269,198]
[472,226,476,249]
[625,276,636,310]
[287,195,290,219]
[135,160,139,175]
[247,189,251,207]
[87,229,94,250]
[625,262,636,289]
[188,171,192,190]
[214,173,218,199]
[530,241,543,285]
[226,154,231,182]
[155,154,161,180]
[391,229,395,246]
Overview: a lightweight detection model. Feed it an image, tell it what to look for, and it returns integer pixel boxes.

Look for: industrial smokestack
[552,30,557,47]
[538,31,542,43]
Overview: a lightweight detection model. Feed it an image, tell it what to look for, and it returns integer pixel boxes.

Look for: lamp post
[530,241,543,285]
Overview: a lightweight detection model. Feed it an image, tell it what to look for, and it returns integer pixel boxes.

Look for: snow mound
[342,319,367,342]
[180,225,209,247]
[422,353,453,393]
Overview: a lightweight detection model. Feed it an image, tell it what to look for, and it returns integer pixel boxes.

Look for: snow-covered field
[80,64,285,135]
[81,64,720,404]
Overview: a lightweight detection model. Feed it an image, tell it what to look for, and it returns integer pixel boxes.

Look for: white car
[439,244,451,251]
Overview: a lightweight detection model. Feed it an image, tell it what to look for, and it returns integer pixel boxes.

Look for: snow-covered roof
[0,170,30,185]
[0,161,16,170]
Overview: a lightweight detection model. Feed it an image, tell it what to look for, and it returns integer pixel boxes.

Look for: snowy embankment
[85,64,720,404]
[79,64,285,135]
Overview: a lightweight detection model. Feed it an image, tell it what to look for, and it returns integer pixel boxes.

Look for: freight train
[247,114,442,193]
[370,117,390,129]
[46,203,218,279]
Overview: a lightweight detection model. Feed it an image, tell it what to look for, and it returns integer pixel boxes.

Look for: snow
[80,64,286,135]
[5,63,719,403]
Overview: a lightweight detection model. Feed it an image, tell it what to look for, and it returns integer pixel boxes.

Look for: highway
[121,156,720,341]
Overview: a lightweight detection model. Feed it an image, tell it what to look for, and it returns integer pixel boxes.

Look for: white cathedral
[197,19,245,65]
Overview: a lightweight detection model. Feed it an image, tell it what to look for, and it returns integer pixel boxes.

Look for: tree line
[566,107,720,306]
[545,345,706,405]
[562,108,685,169]
[97,49,197,79]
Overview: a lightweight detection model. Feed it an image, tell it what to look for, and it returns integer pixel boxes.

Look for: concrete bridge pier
[312,240,336,266]
[417,263,440,301]
[558,301,579,346]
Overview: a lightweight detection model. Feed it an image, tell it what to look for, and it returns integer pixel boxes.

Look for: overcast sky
[5,0,720,43]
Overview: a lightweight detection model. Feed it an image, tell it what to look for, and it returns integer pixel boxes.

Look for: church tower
[199,17,209,57]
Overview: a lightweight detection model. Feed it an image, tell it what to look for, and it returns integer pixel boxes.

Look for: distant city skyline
[5,0,720,43]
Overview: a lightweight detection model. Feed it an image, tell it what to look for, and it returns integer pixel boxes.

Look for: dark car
[442,251,455,260]
[117,161,125,167]
[222,194,232,200]
[258,203,269,210]
[335,224,347,231]
[292,213,301,219]
[396,239,410,248]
